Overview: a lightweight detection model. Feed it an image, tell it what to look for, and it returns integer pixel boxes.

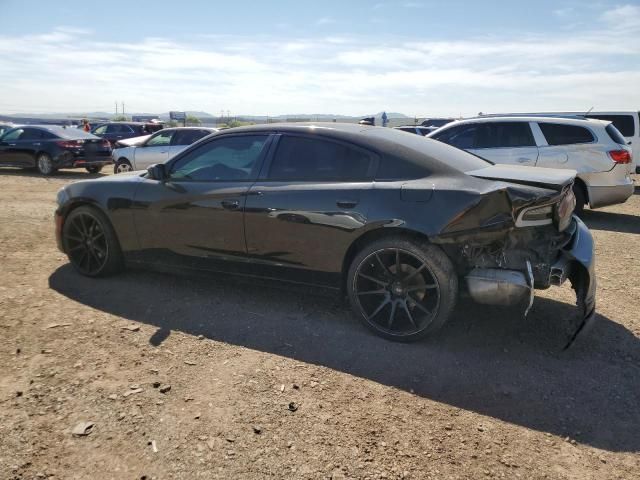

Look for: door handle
[221,199,240,210]
[337,199,359,208]
[8,143,16,146]
[516,157,531,163]
[33,143,41,146]
[245,190,263,196]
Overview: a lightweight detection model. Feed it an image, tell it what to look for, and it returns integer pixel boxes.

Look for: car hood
[115,134,151,147]
[466,164,576,191]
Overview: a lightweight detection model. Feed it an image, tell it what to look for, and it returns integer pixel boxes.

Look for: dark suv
[91,122,164,146]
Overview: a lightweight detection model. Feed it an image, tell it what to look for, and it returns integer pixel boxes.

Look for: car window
[538,123,594,145]
[93,125,108,135]
[18,128,41,140]
[435,124,479,149]
[146,130,173,147]
[586,114,635,137]
[172,129,210,146]
[0,126,11,137]
[605,124,628,145]
[269,136,373,181]
[169,135,269,182]
[2,128,24,141]
[475,122,535,148]
[107,124,133,134]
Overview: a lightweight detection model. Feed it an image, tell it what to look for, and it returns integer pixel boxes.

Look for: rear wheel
[86,165,103,174]
[573,183,587,216]
[347,237,458,342]
[36,153,56,176]
[114,158,133,174]
[62,206,123,277]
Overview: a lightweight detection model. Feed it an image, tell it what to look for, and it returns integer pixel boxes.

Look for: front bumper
[559,215,596,348]
[466,215,596,348]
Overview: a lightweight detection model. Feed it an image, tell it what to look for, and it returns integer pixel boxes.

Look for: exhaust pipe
[466,268,532,306]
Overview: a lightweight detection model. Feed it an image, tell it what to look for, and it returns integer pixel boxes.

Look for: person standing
[82,119,91,132]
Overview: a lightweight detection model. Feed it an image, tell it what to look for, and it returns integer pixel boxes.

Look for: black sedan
[0,125,112,175]
[54,123,595,346]
[91,122,164,146]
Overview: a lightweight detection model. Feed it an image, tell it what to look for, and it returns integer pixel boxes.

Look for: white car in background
[112,127,218,173]
[428,116,634,213]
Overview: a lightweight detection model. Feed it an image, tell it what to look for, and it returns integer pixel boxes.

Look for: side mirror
[147,163,167,181]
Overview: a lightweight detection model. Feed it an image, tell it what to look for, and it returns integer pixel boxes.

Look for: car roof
[212,122,492,174]
[446,116,610,127]
[14,124,101,139]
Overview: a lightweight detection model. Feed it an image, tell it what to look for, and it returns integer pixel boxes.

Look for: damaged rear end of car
[424,165,596,348]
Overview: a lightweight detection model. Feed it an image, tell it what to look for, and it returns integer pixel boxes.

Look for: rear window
[538,123,594,145]
[586,114,635,137]
[605,124,628,145]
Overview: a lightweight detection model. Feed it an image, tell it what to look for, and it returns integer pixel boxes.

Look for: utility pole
[122,102,125,119]
[115,101,118,116]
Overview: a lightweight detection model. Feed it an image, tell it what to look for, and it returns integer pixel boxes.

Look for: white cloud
[0,20,638,117]
[601,4,640,31]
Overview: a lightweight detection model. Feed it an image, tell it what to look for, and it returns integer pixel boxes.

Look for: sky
[0,0,639,117]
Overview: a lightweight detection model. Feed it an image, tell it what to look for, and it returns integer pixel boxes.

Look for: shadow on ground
[0,167,107,179]
[582,209,640,234]
[49,265,640,453]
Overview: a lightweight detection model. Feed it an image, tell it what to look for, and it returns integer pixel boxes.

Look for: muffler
[466,268,532,306]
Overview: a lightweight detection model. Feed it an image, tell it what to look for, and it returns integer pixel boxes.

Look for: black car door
[243,134,377,287]
[130,133,273,270]
[0,128,41,166]
[0,128,27,165]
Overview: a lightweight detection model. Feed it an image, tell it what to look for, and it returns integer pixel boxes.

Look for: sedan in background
[55,123,595,348]
[0,125,112,175]
[91,122,164,146]
[112,127,218,173]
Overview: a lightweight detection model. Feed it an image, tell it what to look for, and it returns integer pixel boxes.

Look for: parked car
[421,118,455,128]
[0,123,16,137]
[478,111,639,172]
[55,123,595,347]
[0,125,112,175]
[112,127,218,173]
[91,122,164,146]
[393,125,437,136]
[428,116,633,213]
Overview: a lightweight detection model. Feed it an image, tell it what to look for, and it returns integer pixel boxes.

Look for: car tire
[114,158,133,174]
[36,153,56,176]
[62,205,124,277]
[86,165,103,174]
[573,183,586,216]
[347,236,458,342]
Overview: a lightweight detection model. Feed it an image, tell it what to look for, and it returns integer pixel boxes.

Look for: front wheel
[86,165,103,174]
[573,183,586,216]
[62,206,124,277]
[114,158,133,174]
[36,153,56,176]
[347,237,458,342]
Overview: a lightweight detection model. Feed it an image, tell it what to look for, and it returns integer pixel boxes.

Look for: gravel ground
[0,169,638,480]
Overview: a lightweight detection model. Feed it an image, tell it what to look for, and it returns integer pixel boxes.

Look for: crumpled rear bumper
[561,215,597,348]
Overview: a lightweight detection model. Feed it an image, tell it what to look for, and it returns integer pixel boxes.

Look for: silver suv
[428,116,633,213]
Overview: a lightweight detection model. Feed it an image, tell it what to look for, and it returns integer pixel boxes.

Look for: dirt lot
[0,168,638,480]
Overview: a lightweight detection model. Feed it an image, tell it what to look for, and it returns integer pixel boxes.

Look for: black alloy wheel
[348,238,457,342]
[62,206,123,277]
